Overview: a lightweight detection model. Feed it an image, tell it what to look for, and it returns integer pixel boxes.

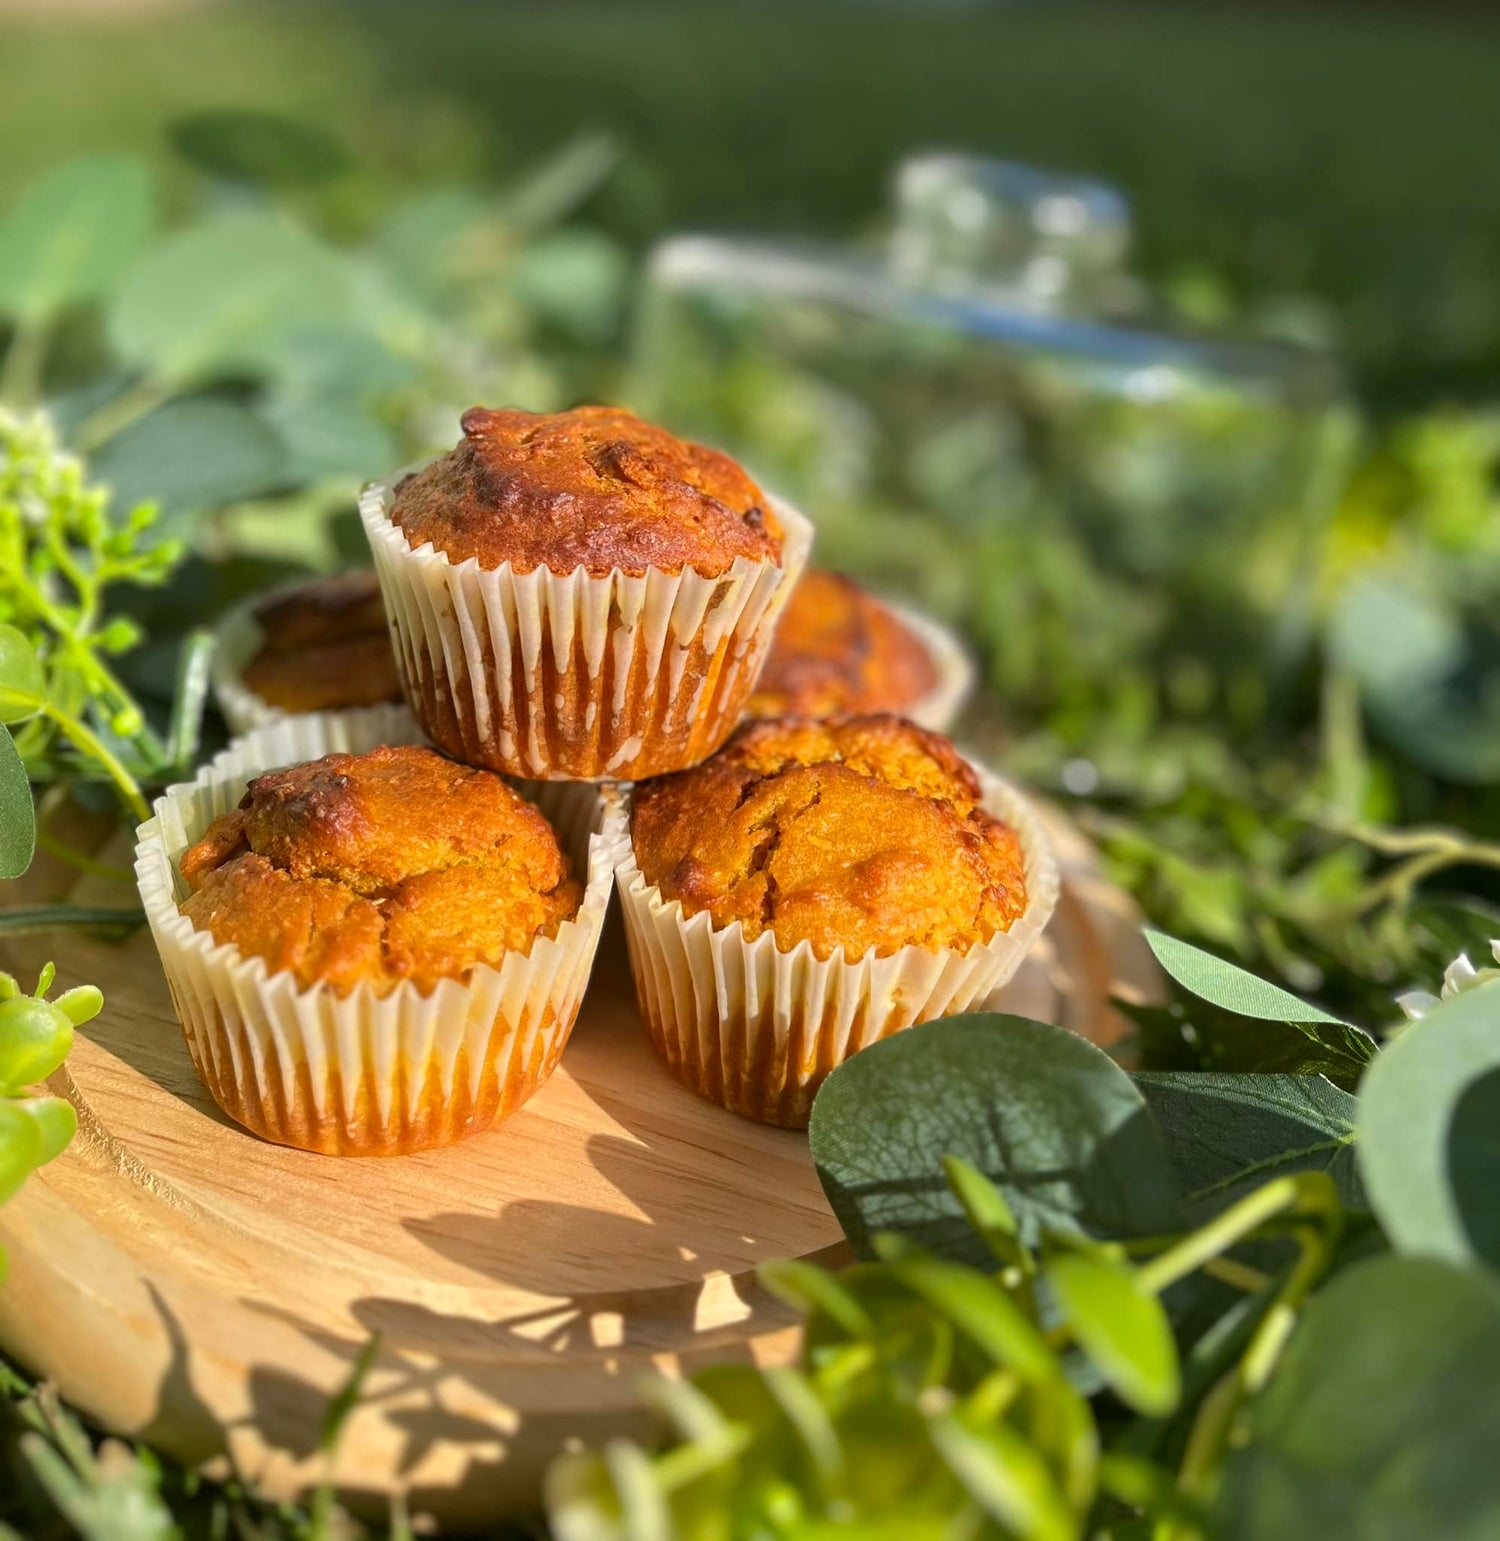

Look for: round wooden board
[0,806,1158,1530]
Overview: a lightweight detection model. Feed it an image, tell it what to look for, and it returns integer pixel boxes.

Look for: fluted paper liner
[210,583,292,736]
[889,601,974,734]
[615,763,1059,1127]
[359,472,813,781]
[135,704,626,1156]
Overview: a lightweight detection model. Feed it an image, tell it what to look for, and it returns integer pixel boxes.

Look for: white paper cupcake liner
[614,763,1059,1127]
[134,705,626,1156]
[889,601,975,735]
[210,585,292,736]
[358,472,814,782]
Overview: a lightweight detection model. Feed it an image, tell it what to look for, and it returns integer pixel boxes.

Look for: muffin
[359,405,813,780]
[213,571,402,733]
[616,714,1057,1125]
[744,568,972,730]
[135,706,626,1155]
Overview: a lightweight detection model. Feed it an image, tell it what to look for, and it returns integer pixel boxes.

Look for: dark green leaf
[1219,1256,1500,1540]
[0,155,153,321]
[1045,1250,1180,1415]
[1124,998,1375,1092]
[0,625,43,724]
[1145,931,1345,1025]
[1357,977,1500,1267]
[809,1015,1182,1267]
[1135,1072,1365,1220]
[168,109,350,187]
[0,724,34,880]
[0,905,144,938]
[93,398,287,528]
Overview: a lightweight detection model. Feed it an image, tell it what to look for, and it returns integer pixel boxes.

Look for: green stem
[73,375,174,455]
[38,701,149,822]
[0,313,50,407]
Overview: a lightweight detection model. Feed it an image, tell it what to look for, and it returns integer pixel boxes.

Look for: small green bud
[0,1100,43,1205]
[17,1095,76,1166]
[53,986,102,1027]
[34,962,54,997]
[0,996,73,1090]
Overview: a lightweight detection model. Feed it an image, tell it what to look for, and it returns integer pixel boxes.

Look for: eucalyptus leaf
[1357,977,1500,1267]
[1144,931,1346,1025]
[168,109,350,187]
[1219,1256,1500,1540]
[93,398,287,528]
[809,1015,1183,1267]
[1045,1250,1180,1415]
[0,723,34,880]
[109,212,356,385]
[1135,1072,1365,1220]
[0,155,153,321]
[0,625,43,723]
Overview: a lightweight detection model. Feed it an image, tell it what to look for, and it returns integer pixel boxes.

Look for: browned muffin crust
[243,571,401,713]
[179,744,582,996]
[389,405,784,577]
[746,569,939,719]
[631,715,1028,962]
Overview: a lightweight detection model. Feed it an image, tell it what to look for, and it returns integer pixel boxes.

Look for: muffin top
[745,569,939,719]
[631,715,1028,961]
[178,744,582,996]
[243,571,401,714]
[388,405,784,577]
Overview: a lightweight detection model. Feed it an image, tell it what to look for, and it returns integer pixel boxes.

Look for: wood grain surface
[0,805,1157,1528]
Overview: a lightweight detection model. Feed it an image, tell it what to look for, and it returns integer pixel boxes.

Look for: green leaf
[0,1099,43,1205]
[0,996,72,1090]
[0,625,43,724]
[0,724,34,880]
[1135,1073,1365,1220]
[509,228,629,344]
[1044,1250,1180,1415]
[500,130,620,231]
[108,211,356,385]
[928,1410,1074,1541]
[168,109,350,187]
[1357,977,1500,1267]
[17,1095,76,1166]
[1145,931,1346,1025]
[809,1015,1182,1267]
[0,155,153,321]
[1219,1256,1500,1540]
[0,905,143,939]
[93,398,287,529]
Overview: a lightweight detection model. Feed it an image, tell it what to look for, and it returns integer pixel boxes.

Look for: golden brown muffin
[631,715,1027,962]
[178,744,582,997]
[389,404,783,577]
[745,569,939,719]
[242,571,401,713]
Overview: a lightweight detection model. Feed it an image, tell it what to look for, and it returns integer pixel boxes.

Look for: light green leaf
[17,1095,76,1166]
[1045,1250,1180,1415]
[1145,931,1347,1025]
[809,1015,1183,1267]
[1135,1072,1365,1220]
[0,996,72,1090]
[509,228,629,344]
[108,211,355,385]
[1357,977,1500,1267]
[928,1409,1074,1541]
[0,155,153,321]
[500,130,620,231]
[92,397,287,529]
[0,724,34,880]
[0,1099,42,1205]
[0,625,43,724]
[1220,1256,1500,1540]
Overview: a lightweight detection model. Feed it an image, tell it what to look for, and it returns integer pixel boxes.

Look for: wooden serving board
[0,806,1157,1531]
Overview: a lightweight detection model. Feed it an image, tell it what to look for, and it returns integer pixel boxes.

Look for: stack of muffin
[138,405,1057,1155]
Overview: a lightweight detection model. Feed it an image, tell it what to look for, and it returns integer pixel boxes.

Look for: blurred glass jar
[630,154,1354,720]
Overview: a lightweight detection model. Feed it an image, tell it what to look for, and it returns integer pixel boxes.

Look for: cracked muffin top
[242,571,401,714]
[178,744,582,997]
[388,405,784,577]
[745,569,938,720]
[631,715,1028,961]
